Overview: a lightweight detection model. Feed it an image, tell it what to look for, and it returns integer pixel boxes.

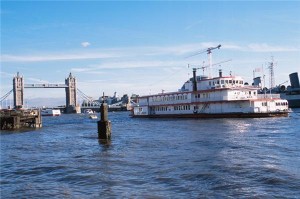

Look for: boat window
[225,80,228,84]
[229,80,232,83]
[209,81,211,86]
[221,80,224,84]
[217,80,219,84]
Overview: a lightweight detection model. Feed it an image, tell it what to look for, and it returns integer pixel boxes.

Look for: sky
[1,1,300,107]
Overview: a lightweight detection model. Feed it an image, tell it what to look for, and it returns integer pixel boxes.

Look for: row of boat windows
[235,91,256,95]
[174,105,191,111]
[276,102,288,106]
[195,93,210,98]
[151,95,188,102]
[194,91,256,99]
[154,105,191,111]
[261,102,288,106]
[261,102,268,106]
[209,79,243,86]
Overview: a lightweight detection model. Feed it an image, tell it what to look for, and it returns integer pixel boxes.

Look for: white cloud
[1,42,299,63]
[247,43,299,52]
[81,42,91,47]
[184,20,203,30]
[0,42,238,63]
[0,52,122,62]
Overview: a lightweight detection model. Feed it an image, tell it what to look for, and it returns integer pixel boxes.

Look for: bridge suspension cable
[0,89,13,103]
[77,88,101,106]
[77,89,94,102]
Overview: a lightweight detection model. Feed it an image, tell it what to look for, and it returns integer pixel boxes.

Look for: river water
[1,109,300,198]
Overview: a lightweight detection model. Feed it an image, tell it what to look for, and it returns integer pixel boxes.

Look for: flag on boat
[254,67,262,72]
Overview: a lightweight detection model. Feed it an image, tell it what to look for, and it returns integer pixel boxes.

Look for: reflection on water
[98,139,112,147]
[1,110,300,198]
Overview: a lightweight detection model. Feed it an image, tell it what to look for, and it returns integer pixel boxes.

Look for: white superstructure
[41,108,61,116]
[132,47,289,118]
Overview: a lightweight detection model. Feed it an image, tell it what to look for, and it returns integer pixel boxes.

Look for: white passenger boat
[132,46,289,118]
[84,109,94,114]
[41,108,61,116]
[89,114,98,119]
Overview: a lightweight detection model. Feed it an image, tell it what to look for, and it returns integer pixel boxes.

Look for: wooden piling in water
[97,101,111,139]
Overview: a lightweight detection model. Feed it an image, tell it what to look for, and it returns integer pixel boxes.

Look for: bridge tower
[13,72,24,108]
[65,73,80,113]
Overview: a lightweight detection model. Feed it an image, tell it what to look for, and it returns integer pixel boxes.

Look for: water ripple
[1,111,300,198]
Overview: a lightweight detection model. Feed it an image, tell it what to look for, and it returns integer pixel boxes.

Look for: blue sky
[1,1,300,106]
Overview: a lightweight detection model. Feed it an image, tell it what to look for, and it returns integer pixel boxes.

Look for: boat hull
[42,114,61,116]
[41,109,61,116]
[131,112,288,118]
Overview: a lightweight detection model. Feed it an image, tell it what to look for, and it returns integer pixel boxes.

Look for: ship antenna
[268,56,275,89]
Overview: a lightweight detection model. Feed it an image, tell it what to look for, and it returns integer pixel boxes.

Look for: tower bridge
[10,72,80,113]
[1,72,134,113]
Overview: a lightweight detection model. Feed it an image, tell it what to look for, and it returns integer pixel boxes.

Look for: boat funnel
[193,68,197,91]
[289,72,300,88]
[253,77,261,86]
[219,69,222,77]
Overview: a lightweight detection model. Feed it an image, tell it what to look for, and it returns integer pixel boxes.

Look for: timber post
[97,93,111,139]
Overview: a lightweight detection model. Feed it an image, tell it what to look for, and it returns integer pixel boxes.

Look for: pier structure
[12,72,80,113]
[0,109,42,130]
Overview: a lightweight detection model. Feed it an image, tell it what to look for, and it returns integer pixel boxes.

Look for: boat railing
[257,94,280,99]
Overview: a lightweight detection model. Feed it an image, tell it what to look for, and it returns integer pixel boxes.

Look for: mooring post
[97,93,111,139]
